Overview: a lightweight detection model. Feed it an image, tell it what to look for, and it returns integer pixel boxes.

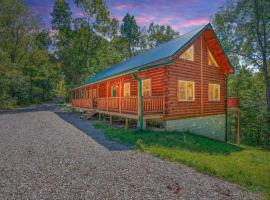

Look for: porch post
[119,78,122,113]
[225,75,228,142]
[106,81,109,111]
[132,73,143,130]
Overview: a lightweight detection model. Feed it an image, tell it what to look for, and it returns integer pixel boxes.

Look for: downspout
[132,73,143,130]
[225,75,228,142]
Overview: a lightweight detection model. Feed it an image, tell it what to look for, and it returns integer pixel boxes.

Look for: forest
[0,0,269,147]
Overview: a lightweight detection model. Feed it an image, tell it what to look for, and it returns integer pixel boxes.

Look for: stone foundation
[165,114,226,141]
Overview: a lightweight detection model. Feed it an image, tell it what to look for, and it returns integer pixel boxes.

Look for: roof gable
[84,23,233,85]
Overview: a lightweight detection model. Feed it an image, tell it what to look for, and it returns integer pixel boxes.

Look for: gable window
[111,85,117,97]
[142,79,151,96]
[208,49,218,67]
[180,45,194,61]
[124,82,130,97]
[178,80,195,101]
[209,83,220,101]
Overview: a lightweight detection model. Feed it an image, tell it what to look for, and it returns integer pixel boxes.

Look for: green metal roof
[85,23,211,85]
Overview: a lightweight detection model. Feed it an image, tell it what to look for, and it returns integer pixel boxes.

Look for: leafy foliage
[146,22,179,48]
[120,13,140,56]
[212,0,270,146]
[51,0,72,31]
[0,0,59,108]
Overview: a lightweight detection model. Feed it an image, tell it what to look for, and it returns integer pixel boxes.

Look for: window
[208,49,218,67]
[124,83,130,97]
[180,45,194,61]
[142,79,151,96]
[209,83,220,101]
[178,80,195,101]
[92,88,96,98]
[112,85,117,97]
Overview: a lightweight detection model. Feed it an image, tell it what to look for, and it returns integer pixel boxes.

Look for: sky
[25,0,226,34]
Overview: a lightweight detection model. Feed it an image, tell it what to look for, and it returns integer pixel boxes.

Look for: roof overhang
[71,59,175,90]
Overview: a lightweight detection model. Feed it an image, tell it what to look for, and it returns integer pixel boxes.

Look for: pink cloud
[136,14,156,25]
[113,4,134,11]
[182,18,209,27]
[171,17,209,32]
[156,17,174,25]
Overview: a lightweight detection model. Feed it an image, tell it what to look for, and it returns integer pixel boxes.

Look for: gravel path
[0,105,259,200]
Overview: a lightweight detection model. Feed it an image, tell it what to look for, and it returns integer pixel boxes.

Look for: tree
[147,22,179,48]
[0,0,58,108]
[212,0,270,146]
[212,0,270,114]
[121,13,140,56]
[228,68,269,146]
[51,0,72,31]
[73,0,111,35]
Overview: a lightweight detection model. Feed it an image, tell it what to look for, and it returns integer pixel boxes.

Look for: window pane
[142,79,151,96]
[180,45,194,61]
[124,83,130,97]
[209,84,220,101]
[187,82,194,100]
[208,50,218,67]
[179,81,187,100]
[209,84,214,100]
[215,85,220,100]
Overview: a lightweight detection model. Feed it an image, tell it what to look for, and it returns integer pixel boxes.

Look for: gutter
[131,73,143,130]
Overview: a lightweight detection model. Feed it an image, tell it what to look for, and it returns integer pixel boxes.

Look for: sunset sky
[25,0,226,33]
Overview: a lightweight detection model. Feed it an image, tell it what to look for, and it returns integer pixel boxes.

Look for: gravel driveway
[0,105,259,200]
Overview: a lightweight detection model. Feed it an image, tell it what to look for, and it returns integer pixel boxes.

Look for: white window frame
[208,83,220,101]
[178,80,195,101]
[180,45,194,61]
[142,79,151,96]
[123,82,130,97]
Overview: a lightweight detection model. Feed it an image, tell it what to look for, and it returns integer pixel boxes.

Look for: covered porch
[71,96,165,116]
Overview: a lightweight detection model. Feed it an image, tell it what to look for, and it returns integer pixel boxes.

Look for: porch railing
[143,96,164,113]
[228,97,240,108]
[96,96,164,114]
[72,96,165,114]
[121,97,138,113]
[72,98,92,109]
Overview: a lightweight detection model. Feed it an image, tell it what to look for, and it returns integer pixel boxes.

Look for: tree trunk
[128,42,132,57]
[254,0,270,114]
[262,59,270,113]
[29,76,33,102]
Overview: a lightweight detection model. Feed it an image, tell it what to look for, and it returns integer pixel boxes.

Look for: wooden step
[80,111,97,120]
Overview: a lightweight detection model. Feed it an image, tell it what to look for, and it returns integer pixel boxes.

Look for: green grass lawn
[95,122,270,199]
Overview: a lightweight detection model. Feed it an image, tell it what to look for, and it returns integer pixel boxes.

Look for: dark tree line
[0,0,178,108]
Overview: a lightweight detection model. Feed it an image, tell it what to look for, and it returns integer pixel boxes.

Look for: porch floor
[73,107,164,120]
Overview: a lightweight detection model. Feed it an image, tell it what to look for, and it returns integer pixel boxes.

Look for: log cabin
[71,23,235,141]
